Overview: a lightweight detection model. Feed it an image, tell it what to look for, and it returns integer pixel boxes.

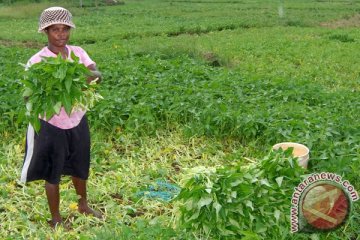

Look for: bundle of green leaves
[20,53,102,132]
[174,149,306,239]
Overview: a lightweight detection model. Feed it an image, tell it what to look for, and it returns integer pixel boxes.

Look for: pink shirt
[27,45,95,129]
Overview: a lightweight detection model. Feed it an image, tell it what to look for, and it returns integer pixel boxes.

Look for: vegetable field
[0,0,359,239]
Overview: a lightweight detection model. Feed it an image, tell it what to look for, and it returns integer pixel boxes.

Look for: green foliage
[174,150,306,239]
[91,52,360,173]
[328,33,355,43]
[0,47,27,132]
[2,0,360,43]
[91,219,192,240]
[0,0,359,239]
[20,53,101,132]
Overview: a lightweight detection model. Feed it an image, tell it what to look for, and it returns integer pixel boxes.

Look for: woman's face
[46,24,71,48]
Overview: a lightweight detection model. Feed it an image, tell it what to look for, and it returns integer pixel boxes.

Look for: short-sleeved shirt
[27,45,95,129]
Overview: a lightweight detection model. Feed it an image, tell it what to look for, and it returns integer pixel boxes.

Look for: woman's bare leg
[71,176,102,218]
[45,181,62,226]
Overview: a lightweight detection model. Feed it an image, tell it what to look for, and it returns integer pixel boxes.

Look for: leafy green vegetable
[20,52,102,132]
[174,149,306,239]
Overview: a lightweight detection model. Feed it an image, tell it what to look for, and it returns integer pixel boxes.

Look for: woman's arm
[87,64,102,84]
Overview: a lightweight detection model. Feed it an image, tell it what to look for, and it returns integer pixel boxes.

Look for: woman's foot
[78,204,102,219]
[48,219,72,230]
[47,218,62,228]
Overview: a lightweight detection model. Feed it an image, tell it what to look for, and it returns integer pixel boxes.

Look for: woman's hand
[87,64,102,84]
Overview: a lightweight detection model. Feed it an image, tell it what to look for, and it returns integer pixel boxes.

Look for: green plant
[174,150,306,239]
[20,53,102,132]
[0,0,359,239]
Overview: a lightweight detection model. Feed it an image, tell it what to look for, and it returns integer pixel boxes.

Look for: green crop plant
[0,0,359,239]
[19,53,102,132]
[174,150,306,239]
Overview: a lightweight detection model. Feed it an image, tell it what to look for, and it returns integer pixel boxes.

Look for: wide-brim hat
[38,7,75,33]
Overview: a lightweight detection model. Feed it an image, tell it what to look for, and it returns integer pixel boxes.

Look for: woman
[20,6,102,227]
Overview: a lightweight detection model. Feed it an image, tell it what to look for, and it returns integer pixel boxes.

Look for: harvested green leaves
[174,149,306,239]
[21,53,102,132]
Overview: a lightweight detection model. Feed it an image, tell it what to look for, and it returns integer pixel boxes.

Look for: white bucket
[272,142,310,168]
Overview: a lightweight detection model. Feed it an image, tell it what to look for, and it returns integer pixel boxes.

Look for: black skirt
[20,116,91,184]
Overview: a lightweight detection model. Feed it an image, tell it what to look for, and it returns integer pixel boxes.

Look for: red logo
[301,183,350,231]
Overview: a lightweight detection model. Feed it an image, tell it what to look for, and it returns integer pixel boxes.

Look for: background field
[0,0,359,239]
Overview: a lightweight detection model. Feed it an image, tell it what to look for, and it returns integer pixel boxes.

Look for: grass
[0,129,249,239]
[2,0,360,42]
[0,0,359,239]
[98,26,360,91]
[0,2,53,18]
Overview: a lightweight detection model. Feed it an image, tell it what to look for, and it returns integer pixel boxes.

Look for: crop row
[1,46,358,187]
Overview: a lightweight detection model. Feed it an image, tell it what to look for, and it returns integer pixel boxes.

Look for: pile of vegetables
[20,53,103,132]
[174,149,306,239]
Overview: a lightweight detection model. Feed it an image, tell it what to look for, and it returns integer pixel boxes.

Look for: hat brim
[38,21,75,33]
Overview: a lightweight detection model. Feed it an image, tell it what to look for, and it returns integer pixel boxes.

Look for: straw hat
[38,7,75,33]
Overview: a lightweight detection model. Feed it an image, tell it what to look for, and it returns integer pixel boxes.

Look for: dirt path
[0,39,44,48]
[320,14,360,28]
